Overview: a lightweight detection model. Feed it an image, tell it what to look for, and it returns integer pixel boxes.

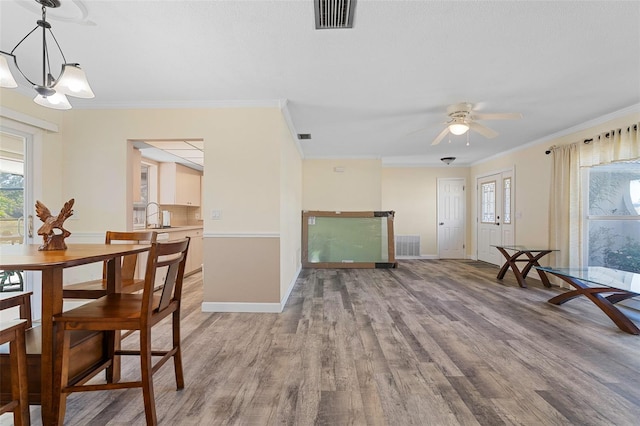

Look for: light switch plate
[211,210,222,220]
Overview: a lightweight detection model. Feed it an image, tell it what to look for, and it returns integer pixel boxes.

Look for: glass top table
[536,266,640,334]
[491,245,559,288]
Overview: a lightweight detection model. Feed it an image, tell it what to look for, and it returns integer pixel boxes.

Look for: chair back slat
[143,238,190,318]
[0,292,32,328]
[102,231,158,280]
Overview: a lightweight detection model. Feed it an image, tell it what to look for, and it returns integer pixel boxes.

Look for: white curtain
[549,121,640,275]
[581,122,639,167]
[549,143,581,272]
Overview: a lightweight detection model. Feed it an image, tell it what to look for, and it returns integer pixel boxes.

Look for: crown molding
[73,99,284,110]
[470,103,640,167]
[382,156,469,168]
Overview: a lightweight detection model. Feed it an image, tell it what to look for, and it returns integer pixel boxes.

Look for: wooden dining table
[0,243,150,426]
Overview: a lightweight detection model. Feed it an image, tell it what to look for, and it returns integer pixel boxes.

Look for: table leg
[495,248,528,287]
[41,267,64,426]
[522,251,553,287]
[548,274,640,335]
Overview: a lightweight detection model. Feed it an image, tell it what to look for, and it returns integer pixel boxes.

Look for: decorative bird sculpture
[35,198,75,250]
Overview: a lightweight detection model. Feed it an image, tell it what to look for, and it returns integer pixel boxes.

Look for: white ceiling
[2,0,639,166]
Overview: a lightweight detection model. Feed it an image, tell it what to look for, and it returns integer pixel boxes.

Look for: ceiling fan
[430,102,522,145]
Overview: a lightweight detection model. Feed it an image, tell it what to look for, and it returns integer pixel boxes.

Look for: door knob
[495,222,500,226]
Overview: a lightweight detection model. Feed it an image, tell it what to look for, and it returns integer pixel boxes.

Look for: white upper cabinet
[159,162,202,206]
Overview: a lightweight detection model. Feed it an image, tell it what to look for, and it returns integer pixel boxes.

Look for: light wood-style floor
[8,259,640,425]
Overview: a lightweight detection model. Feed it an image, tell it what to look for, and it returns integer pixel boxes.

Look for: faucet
[144,202,163,229]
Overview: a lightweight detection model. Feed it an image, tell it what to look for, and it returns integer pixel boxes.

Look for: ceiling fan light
[54,64,95,98]
[0,55,18,88]
[449,122,469,136]
[34,92,72,110]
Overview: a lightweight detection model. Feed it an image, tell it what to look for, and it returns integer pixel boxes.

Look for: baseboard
[396,255,438,260]
[201,302,282,313]
[280,265,302,310]
[200,265,301,314]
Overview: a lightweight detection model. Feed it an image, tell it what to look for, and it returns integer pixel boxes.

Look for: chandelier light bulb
[54,64,95,98]
[449,122,469,136]
[0,55,18,88]
[34,92,72,110]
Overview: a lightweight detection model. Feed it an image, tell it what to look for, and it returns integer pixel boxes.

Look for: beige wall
[2,90,303,308]
[203,237,280,303]
[279,116,303,300]
[302,159,382,211]
[382,166,471,257]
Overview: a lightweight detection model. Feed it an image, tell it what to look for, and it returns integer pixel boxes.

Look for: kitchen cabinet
[160,228,203,276]
[159,162,201,206]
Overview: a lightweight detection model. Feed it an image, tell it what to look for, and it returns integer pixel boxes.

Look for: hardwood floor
[8,259,640,425]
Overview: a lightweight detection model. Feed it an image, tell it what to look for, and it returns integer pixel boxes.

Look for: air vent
[314,0,356,29]
[298,133,312,140]
[395,235,421,257]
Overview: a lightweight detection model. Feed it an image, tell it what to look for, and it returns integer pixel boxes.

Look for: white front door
[438,178,465,259]
[477,171,515,265]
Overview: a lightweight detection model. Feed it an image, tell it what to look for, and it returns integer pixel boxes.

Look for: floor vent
[395,235,420,257]
[314,0,356,29]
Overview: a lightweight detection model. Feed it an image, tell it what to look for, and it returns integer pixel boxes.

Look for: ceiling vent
[298,133,312,140]
[314,0,356,29]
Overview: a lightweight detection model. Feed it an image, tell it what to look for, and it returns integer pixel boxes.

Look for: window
[481,181,496,223]
[503,177,511,224]
[585,161,640,273]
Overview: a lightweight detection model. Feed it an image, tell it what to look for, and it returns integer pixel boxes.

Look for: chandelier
[0,0,94,110]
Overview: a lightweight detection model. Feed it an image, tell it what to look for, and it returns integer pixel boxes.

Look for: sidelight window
[481,181,496,223]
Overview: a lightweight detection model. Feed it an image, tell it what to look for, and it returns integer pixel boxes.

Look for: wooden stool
[0,293,31,426]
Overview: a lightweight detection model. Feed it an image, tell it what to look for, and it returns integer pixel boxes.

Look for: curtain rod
[545,123,638,154]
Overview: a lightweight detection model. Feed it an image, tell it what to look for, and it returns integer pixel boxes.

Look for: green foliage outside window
[603,237,640,273]
[0,172,24,219]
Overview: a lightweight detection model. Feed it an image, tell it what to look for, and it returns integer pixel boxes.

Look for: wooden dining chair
[63,230,158,299]
[53,237,190,426]
[0,292,32,426]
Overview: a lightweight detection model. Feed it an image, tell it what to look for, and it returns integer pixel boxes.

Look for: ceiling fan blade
[431,127,450,145]
[469,121,499,139]
[470,112,523,120]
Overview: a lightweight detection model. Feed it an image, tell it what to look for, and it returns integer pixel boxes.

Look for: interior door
[438,178,465,259]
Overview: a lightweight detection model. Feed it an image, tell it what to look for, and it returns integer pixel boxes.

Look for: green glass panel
[307,216,389,263]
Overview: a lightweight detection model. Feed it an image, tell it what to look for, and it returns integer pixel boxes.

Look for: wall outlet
[211,210,222,220]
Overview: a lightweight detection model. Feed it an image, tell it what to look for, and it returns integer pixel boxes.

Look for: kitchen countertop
[133,225,203,233]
